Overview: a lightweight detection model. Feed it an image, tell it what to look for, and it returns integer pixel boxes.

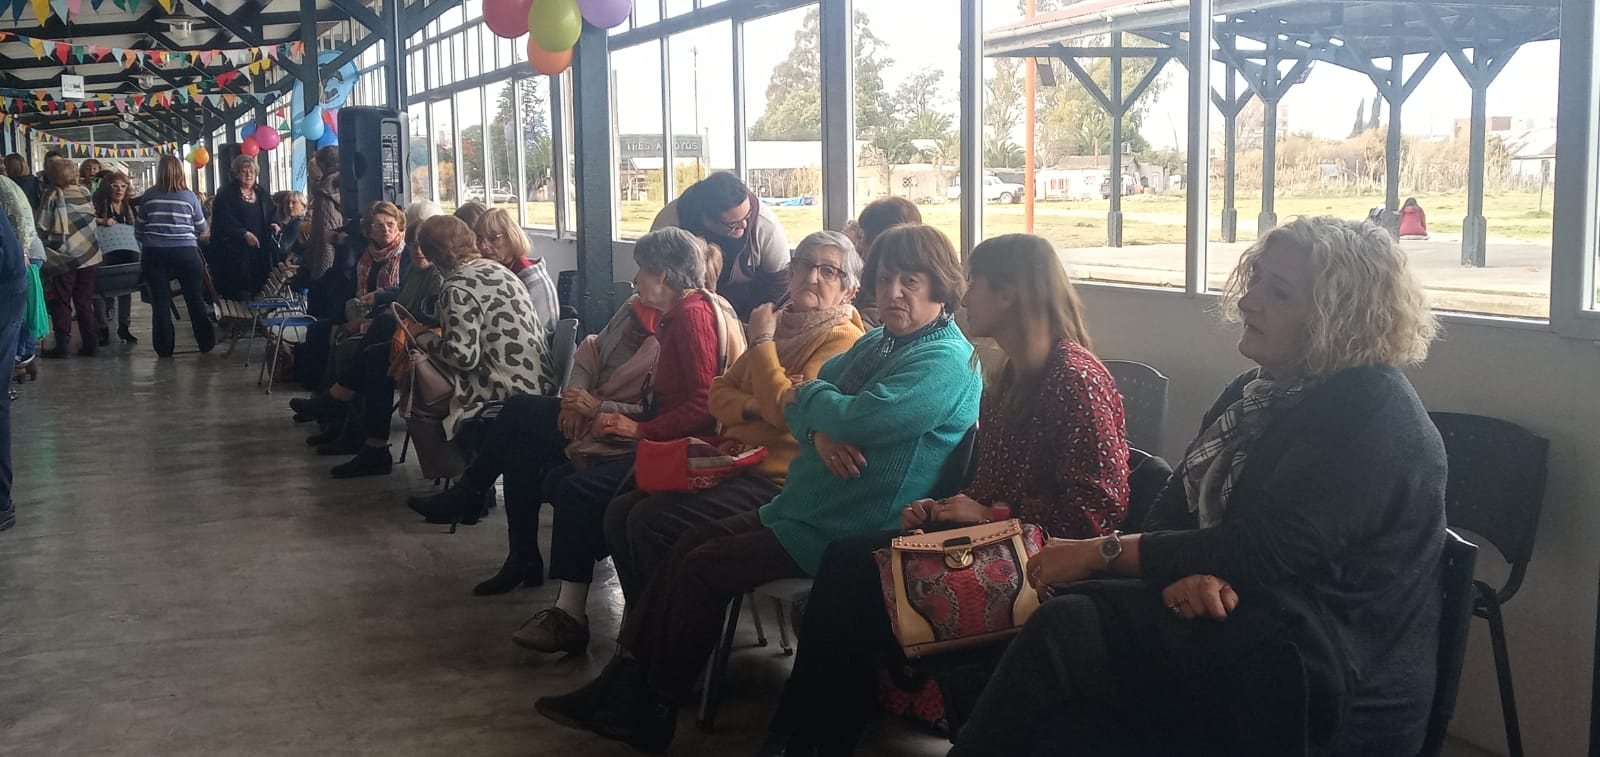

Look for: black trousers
[142,247,215,357]
[458,394,571,563]
[604,475,783,601]
[338,315,401,442]
[545,456,636,583]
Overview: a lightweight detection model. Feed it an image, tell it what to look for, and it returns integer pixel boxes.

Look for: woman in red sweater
[757,233,1131,756]
[514,227,744,655]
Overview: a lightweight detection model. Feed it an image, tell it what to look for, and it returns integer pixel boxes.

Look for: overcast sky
[603,0,1562,155]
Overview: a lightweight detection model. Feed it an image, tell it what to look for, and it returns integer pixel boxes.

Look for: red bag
[634,437,768,494]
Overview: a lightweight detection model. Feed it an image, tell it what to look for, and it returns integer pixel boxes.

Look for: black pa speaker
[337,106,407,220]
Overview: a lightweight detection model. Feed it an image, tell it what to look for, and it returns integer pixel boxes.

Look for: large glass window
[456,88,488,210]
[430,97,458,211]
[612,40,667,237]
[666,22,731,203]
[483,80,519,218]
[743,5,823,237]
[409,102,433,201]
[505,76,557,229]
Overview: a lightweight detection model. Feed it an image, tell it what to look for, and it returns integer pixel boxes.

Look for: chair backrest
[1429,411,1549,603]
[1104,360,1169,455]
[931,425,981,500]
[550,318,581,392]
[613,280,637,312]
[1121,448,1174,533]
[1419,529,1480,757]
[556,269,577,311]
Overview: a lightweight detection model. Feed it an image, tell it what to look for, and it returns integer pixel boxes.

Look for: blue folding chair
[257,289,315,395]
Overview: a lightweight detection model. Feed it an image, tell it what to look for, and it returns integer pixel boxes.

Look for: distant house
[1499,126,1558,183]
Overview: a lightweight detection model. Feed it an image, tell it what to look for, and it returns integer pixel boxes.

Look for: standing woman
[92,171,139,345]
[77,159,103,193]
[273,190,308,263]
[759,233,1131,756]
[209,155,278,300]
[0,174,42,377]
[37,158,102,358]
[4,155,42,213]
[136,155,216,358]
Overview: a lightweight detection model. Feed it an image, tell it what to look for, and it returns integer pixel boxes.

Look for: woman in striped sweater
[135,156,215,357]
[536,224,983,753]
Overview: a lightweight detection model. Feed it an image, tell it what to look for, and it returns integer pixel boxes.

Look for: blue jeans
[0,277,25,511]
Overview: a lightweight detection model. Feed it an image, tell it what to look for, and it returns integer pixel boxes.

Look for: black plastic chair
[1430,411,1549,757]
[1421,529,1482,757]
[1104,360,1169,455]
[1120,448,1174,533]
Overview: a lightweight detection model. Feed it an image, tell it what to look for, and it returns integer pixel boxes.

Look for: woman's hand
[593,412,640,439]
[358,292,377,305]
[932,494,993,525]
[98,217,115,226]
[1026,539,1101,597]
[562,388,600,417]
[813,430,866,478]
[272,223,282,235]
[557,407,589,440]
[244,231,260,248]
[748,303,778,342]
[901,498,938,529]
[1161,575,1239,621]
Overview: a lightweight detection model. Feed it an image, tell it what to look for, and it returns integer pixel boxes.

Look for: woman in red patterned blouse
[756,234,1131,757]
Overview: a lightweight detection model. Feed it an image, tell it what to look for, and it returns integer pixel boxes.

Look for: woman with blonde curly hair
[954,216,1446,757]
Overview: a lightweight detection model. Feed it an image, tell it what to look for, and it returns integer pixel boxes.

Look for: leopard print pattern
[437,259,553,436]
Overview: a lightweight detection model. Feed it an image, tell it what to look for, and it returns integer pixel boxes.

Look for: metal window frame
[1551,0,1600,339]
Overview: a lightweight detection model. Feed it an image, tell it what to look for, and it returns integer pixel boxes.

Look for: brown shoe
[513,608,590,655]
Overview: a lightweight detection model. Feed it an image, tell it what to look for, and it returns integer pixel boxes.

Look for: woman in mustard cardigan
[538,224,983,753]
[603,230,867,601]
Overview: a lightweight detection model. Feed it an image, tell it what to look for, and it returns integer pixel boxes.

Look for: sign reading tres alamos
[619,134,705,160]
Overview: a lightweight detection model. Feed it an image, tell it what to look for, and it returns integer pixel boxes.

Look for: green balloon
[528,0,582,53]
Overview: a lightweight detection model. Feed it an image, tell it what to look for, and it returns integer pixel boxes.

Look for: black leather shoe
[0,505,15,532]
[331,446,393,478]
[117,327,138,344]
[473,556,546,595]
[408,485,491,526]
[291,395,347,423]
[536,658,633,732]
[316,435,366,457]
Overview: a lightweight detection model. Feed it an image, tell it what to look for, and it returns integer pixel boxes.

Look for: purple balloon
[577,0,630,28]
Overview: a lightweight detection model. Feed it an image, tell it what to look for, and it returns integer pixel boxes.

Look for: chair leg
[1482,593,1524,757]
[748,592,768,648]
[263,329,283,395]
[698,594,743,733]
[398,430,411,463]
[771,597,794,656]
[257,327,272,386]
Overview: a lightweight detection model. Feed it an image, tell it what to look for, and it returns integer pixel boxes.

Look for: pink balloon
[578,0,630,28]
[254,125,281,151]
[239,136,261,157]
[486,0,534,38]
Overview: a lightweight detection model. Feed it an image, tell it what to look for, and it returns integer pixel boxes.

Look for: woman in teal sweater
[537,224,982,752]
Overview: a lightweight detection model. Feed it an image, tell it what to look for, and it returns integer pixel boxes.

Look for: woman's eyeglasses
[479,233,508,245]
[791,261,845,282]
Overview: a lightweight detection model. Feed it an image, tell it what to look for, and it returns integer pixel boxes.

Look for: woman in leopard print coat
[417,215,551,439]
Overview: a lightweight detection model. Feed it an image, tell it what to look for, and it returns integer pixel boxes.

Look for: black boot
[591,676,678,754]
[291,394,347,423]
[473,554,546,596]
[118,326,137,344]
[43,335,70,359]
[97,325,111,348]
[330,446,393,478]
[537,657,638,732]
[407,484,492,527]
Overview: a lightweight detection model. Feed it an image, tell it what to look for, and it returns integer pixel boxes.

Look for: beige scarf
[774,302,854,371]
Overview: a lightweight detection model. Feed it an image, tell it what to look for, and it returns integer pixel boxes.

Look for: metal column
[818,0,855,231]
[957,0,983,255]
[1462,80,1488,266]
[255,102,272,191]
[1185,0,1211,294]
[1107,32,1123,247]
[384,0,406,108]
[1221,70,1238,243]
[571,24,616,332]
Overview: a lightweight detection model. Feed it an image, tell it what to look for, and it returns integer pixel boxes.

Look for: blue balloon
[241,122,257,139]
[301,109,325,142]
[317,130,339,148]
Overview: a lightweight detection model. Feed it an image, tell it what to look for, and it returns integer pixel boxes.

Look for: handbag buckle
[942,536,974,570]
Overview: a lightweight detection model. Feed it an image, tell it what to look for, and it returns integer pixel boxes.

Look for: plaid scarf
[1177,370,1312,528]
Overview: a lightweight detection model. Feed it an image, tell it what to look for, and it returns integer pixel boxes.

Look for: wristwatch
[1098,531,1124,568]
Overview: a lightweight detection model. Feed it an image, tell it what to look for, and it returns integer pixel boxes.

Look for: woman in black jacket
[950,216,1447,757]
[208,155,278,300]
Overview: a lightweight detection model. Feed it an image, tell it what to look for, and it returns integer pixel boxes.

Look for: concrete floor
[1,314,1502,757]
[0,316,952,757]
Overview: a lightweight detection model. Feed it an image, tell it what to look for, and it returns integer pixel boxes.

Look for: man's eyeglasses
[791,261,845,282]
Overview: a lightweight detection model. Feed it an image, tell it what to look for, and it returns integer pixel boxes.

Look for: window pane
[667,21,730,203]
[457,88,487,208]
[666,0,693,18]
[483,80,519,220]
[634,0,659,28]
[431,98,458,211]
[613,40,665,238]
[856,0,960,246]
[508,76,557,229]
[409,102,433,201]
[743,6,823,237]
[464,31,481,79]
[559,72,577,235]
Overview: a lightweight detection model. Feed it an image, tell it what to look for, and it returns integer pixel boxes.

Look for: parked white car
[946,174,1025,204]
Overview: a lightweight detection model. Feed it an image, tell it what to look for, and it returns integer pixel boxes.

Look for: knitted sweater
[636,294,721,441]
[760,320,983,573]
[709,311,866,483]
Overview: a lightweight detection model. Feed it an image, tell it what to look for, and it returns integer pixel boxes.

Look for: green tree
[985,56,1025,168]
[748,7,894,141]
[489,79,552,195]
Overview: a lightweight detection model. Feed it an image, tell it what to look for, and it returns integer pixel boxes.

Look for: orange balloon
[526,36,573,75]
[190,146,211,168]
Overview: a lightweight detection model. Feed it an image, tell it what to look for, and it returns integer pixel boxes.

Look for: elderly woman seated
[760,233,1132,756]
[949,216,1446,757]
[603,230,868,601]
[534,224,983,753]
[473,208,559,334]
[509,227,745,655]
[330,214,550,478]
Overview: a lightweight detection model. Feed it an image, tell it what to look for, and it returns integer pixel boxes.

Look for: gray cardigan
[1138,364,1448,756]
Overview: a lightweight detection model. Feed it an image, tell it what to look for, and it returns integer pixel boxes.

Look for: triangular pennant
[264,45,277,60]
[122,51,136,68]
[154,0,169,10]
[90,0,102,8]
[113,97,126,113]
[45,0,64,21]
[70,44,85,63]
[200,50,215,66]
[132,93,145,108]
[7,0,21,22]
[53,42,69,64]
[222,92,237,107]
[111,0,122,8]
[66,0,77,15]
[126,0,137,12]
[27,37,43,58]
